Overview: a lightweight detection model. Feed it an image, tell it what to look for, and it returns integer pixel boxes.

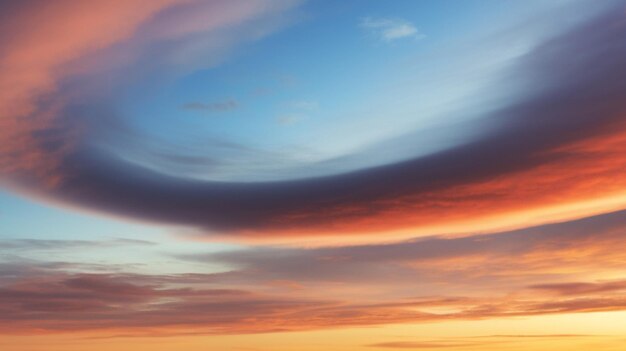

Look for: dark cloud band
[5,4,626,236]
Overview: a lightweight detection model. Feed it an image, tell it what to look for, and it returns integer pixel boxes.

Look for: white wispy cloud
[360,17,424,42]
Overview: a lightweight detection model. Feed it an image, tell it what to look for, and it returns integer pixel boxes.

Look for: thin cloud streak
[182,99,239,113]
[360,17,424,41]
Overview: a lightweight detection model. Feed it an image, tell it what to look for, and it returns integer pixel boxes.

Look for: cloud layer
[1,1,626,241]
[3,209,626,335]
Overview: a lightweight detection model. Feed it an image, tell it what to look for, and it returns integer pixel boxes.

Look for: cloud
[2,2,626,241]
[367,341,481,349]
[3,209,626,336]
[530,280,626,296]
[0,0,300,185]
[360,17,424,41]
[367,335,600,349]
[182,99,239,113]
[3,263,626,335]
[0,0,179,185]
[0,238,155,251]
[177,209,626,287]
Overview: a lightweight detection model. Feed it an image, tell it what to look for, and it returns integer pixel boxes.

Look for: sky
[2,0,626,350]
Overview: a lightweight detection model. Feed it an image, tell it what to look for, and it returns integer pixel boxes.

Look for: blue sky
[97,0,589,182]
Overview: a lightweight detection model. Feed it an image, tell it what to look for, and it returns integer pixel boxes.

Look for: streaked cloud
[367,335,601,350]
[182,99,239,113]
[3,208,626,335]
[368,341,485,349]
[0,238,155,251]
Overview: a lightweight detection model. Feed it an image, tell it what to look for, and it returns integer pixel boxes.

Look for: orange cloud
[260,120,626,240]
[3,269,626,336]
[0,0,179,184]
[0,0,298,187]
[3,210,626,336]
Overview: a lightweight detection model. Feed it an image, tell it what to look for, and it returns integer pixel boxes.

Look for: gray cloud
[0,238,155,251]
[182,99,239,112]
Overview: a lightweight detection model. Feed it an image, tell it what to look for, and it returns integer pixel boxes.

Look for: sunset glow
[2,1,626,350]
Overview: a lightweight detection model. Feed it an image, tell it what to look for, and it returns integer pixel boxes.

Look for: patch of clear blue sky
[113,0,577,181]
[0,189,161,241]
